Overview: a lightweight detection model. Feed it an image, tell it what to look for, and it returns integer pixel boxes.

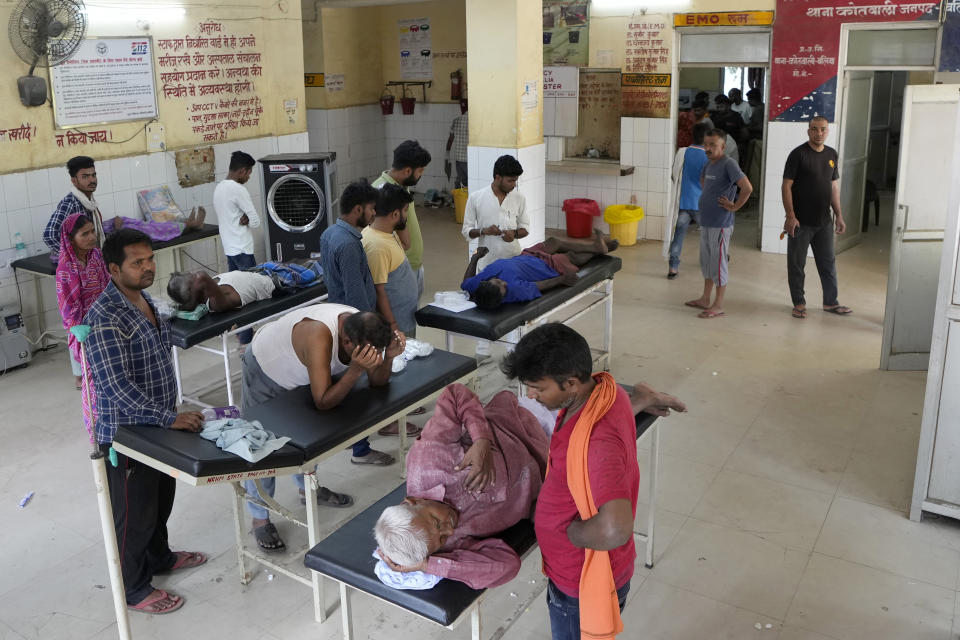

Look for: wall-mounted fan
[8,0,87,106]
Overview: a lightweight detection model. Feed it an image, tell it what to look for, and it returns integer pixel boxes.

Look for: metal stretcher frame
[309,410,660,640]
[169,290,329,408]
[98,351,477,638]
[244,366,480,625]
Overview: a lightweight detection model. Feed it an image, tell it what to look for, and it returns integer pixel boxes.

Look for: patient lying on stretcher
[460,230,618,310]
[373,381,683,589]
[167,270,278,312]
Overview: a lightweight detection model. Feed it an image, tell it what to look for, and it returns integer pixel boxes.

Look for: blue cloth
[227,252,257,343]
[461,255,558,304]
[44,193,85,260]
[698,156,745,228]
[84,281,178,444]
[200,418,290,463]
[546,579,631,640]
[679,146,708,211]
[320,219,377,311]
[255,260,321,287]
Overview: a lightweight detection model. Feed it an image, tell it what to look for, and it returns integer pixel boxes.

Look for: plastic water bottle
[13,232,26,260]
[201,406,241,421]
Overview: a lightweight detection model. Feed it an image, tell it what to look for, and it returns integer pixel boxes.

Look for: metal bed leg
[222,333,234,406]
[645,423,659,569]
[91,452,132,640]
[445,331,454,353]
[603,280,613,371]
[399,414,408,479]
[339,582,354,640]
[471,607,481,640]
[230,482,252,584]
[304,476,327,622]
[171,346,185,405]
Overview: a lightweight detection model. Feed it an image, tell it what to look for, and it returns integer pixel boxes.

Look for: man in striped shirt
[85,229,206,614]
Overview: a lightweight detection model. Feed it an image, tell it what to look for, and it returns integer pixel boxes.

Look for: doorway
[833,23,940,370]
[674,28,771,250]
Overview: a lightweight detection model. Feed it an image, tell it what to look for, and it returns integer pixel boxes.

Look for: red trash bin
[562,198,601,238]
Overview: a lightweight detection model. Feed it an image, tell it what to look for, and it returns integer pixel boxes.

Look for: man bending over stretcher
[461,230,618,310]
[373,381,683,589]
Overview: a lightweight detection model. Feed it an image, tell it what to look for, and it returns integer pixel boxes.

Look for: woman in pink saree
[55,213,110,441]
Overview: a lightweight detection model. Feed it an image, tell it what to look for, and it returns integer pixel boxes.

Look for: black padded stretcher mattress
[243,349,477,462]
[414,255,622,341]
[112,424,305,479]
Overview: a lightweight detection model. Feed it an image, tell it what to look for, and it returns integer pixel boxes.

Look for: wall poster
[543,1,589,66]
[622,17,671,118]
[51,37,158,128]
[398,18,432,81]
[771,0,938,122]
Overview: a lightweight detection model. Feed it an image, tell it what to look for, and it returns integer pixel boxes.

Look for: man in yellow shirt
[362,184,419,337]
[372,140,432,305]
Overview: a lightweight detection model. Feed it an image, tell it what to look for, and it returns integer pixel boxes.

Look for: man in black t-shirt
[782,116,852,319]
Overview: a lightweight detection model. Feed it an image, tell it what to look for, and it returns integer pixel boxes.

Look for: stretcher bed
[169,282,328,408]
[10,224,220,346]
[303,398,660,640]
[98,348,477,635]
[415,255,622,370]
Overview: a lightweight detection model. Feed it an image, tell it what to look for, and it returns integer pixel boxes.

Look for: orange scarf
[566,372,623,639]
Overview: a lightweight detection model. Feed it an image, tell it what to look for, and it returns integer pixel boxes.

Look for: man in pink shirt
[374,383,548,589]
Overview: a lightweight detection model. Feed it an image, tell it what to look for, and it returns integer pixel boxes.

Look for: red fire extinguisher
[450,69,463,100]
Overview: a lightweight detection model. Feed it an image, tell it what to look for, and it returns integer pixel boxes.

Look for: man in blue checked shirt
[84,228,206,615]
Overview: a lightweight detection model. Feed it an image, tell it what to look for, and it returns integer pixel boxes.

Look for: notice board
[565,70,620,160]
[51,37,159,128]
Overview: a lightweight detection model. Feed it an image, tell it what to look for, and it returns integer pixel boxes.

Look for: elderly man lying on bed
[166,269,277,312]
[460,230,618,310]
[373,381,683,589]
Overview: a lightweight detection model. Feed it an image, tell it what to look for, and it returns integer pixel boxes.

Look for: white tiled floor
[0,196,949,639]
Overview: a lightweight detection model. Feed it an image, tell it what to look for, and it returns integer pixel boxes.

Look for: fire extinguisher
[450,69,462,100]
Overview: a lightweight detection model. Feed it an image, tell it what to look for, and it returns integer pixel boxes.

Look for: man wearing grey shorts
[684,129,752,319]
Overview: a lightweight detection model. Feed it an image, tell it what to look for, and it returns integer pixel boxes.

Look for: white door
[836,71,873,253]
[881,85,959,371]
[910,89,960,521]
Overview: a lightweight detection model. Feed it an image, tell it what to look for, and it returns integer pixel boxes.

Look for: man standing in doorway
[373,140,432,306]
[214,151,261,343]
[44,156,104,261]
[667,123,710,279]
[685,129,752,319]
[782,116,852,318]
[447,105,469,188]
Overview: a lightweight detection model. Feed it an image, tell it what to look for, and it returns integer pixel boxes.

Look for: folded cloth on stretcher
[200,418,291,463]
[372,550,442,590]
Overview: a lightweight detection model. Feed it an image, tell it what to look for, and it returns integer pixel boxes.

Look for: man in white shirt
[213,151,260,343]
[461,155,530,271]
[729,88,753,123]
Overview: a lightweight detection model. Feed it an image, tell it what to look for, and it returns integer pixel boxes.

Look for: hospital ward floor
[2,202,956,640]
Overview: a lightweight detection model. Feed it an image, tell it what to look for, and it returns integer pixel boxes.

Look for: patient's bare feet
[113,217,124,229]
[592,229,610,254]
[184,207,204,230]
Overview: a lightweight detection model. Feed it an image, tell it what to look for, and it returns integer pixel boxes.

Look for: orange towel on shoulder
[567,372,623,639]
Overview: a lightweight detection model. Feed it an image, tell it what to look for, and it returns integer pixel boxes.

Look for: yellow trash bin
[604,204,644,247]
[453,188,469,224]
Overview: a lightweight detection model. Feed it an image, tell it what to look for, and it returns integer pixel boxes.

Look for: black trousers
[787,221,839,307]
[101,444,177,604]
